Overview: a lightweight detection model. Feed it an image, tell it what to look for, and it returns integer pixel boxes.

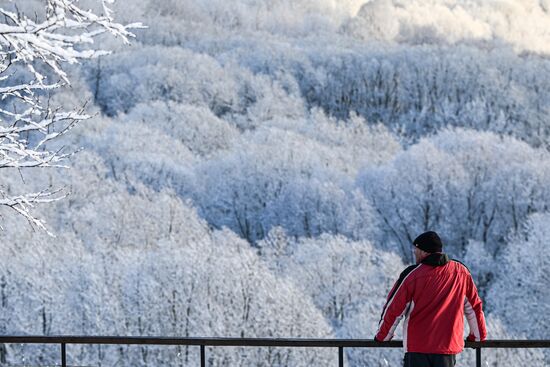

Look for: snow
[1,0,549,366]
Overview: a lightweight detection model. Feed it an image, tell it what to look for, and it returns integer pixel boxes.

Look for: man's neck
[421,252,449,266]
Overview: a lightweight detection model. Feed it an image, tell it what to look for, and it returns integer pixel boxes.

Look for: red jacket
[375,253,487,354]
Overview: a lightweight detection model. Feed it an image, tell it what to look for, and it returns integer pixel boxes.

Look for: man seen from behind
[375,231,487,367]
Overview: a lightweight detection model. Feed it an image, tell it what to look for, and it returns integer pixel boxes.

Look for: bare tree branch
[0,0,143,233]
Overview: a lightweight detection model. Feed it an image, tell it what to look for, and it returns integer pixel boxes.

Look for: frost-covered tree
[192,119,387,244]
[0,0,140,230]
[0,150,339,366]
[358,129,550,261]
[487,213,550,364]
[259,230,406,366]
[259,231,403,329]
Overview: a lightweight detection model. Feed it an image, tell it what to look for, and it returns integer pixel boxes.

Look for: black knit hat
[413,231,443,253]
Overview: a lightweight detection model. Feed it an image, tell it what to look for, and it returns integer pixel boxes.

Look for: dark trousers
[403,352,456,367]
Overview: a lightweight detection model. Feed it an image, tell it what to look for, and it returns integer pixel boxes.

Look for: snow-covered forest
[1,0,549,366]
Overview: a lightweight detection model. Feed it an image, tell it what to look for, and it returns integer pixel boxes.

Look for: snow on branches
[0,0,143,233]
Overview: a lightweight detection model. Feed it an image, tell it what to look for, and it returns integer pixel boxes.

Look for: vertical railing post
[200,345,205,367]
[338,346,344,367]
[61,343,66,367]
[476,347,481,367]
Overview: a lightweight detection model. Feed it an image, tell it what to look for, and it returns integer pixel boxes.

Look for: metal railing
[0,336,549,367]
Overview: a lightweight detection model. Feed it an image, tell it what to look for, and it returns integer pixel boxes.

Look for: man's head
[412,231,443,264]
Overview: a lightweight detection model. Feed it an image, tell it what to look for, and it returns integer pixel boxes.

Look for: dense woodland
[0,0,549,366]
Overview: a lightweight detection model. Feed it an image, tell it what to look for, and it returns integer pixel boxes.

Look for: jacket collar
[421,252,449,266]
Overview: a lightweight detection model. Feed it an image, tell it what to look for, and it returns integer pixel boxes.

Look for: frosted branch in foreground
[0,0,143,233]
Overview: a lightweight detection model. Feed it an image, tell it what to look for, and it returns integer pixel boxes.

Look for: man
[375,231,487,367]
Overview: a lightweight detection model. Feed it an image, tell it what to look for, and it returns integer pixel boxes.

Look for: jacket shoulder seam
[450,259,471,274]
[399,264,420,281]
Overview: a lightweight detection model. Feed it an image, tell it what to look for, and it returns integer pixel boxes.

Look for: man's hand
[465,334,478,349]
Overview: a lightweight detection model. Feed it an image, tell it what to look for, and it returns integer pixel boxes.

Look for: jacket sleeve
[375,267,415,341]
[464,273,487,342]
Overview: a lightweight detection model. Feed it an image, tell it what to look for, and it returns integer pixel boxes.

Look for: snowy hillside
[0,0,549,366]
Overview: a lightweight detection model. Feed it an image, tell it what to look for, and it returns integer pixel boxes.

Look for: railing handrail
[1,336,549,367]
[0,335,549,348]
